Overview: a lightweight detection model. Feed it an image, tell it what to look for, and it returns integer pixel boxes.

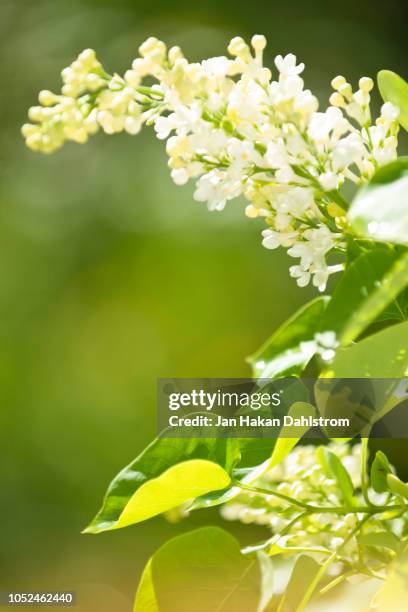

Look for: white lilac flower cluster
[221,443,404,573]
[22,36,400,290]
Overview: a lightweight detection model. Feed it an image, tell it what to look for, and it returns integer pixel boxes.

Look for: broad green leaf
[84,434,240,533]
[113,459,230,529]
[248,296,329,378]
[191,402,314,511]
[321,247,408,346]
[268,402,315,468]
[348,159,408,246]
[378,70,408,131]
[387,474,408,499]
[134,527,260,612]
[277,555,320,612]
[371,450,393,493]
[192,402,315,513]
[322,322,408,430]
[358,531,400,554]
[134,560,158,612]
[325,320,408,378]
[317,447,355,506]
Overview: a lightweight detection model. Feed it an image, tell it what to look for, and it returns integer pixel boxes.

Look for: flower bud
[38,90,57,106]
[381,102,400,122]
[331,75,346,90]
[329,92,345,108]
[338,82,352,98]
[78,49,96,65]
[245,204,259,218]
[358,77,374,92]
[251,35,267,52]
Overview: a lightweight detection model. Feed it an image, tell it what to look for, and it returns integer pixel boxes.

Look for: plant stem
[296,516,370,612]
[232,479,408,515]
[232,478,311,510]
[361,436,372,506]
[242,510,311,555]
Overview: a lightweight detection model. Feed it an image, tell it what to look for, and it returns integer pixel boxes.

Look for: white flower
[24,35,401,291]
[154,115,176,140]
[289,265,310,287]
[308,107,346,143]
[319,172,339,191]
[201,56,230,78]
[381,102,399,124]
[171,168,189,185]
[227,138,262,168]
[264,142,288,168]
[314,331,339,360]
[274,53,304,77]
[193,169,242,211]
[262,228,298,249]
[288,241,315,269]
[332,133,366,171]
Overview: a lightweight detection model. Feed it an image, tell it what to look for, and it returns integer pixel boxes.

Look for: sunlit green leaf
[268,401,315,467]
[386,474,408,500]
[378,70,408,131]
[322,322,408,430]
[134,560,158,612]
[248,296,329,378]
[358,531,400,554]
[84,435,240,533]
[348,159,408,246]
[134,527,259,612]
[317,447,355,506]
[371,450,393,493]
[321,247,408,346]
[191,402,314,511]
[325,320,408,378]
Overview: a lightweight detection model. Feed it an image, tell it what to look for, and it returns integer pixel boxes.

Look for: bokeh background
[0,0,407,609]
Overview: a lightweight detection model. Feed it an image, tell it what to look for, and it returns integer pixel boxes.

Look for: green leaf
[378,70,408,131]
[191,402,314,511]
[348,158,408,246]
[371,450,393,493]
[248,296,330,378]
[84,435,239,533]
[134,560,158,612]
[358,531,400,554]
[325,319,408,378]
[387,474,408,499]
[134,527,259,612]
[322,323,408,431]
[317,447,355,506]
[277,555,320,612]
[321,247,408,346]
[268,402,316,468]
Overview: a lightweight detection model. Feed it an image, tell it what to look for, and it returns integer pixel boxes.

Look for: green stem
[327,189,350,210]
[296,516,370,612]
[232,478,311,510]
[242,510,311,555]
[361,436,372,506]
[233,479,408,515]
[135,85,164,98]
[318,570,355,595]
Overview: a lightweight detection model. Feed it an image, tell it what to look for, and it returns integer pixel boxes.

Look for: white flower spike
[23,35,400,291]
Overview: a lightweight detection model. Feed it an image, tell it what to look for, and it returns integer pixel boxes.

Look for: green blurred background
[0,0,406,609]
